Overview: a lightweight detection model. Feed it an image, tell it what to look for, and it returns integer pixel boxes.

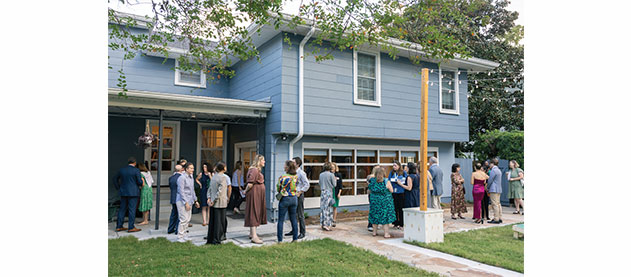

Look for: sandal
[513,211,521,214]
[458,215,466,219]
[451,216,457,220]
[251,237,263,244]
[384,234,392,238]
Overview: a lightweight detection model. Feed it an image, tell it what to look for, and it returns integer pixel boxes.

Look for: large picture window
[302,146,439,199]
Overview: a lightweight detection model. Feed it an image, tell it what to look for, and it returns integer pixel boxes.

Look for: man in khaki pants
[487,159,503,224]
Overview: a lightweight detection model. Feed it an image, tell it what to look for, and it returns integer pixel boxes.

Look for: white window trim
[353,49,381,107]
[300,143,439,209]
[144,120,181,186]
[438,67,460,115]
[174,60,207,88]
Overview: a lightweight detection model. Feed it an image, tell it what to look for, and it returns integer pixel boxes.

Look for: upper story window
[439,68,459,115]
[353,50,381,107]
[174,60,206,88]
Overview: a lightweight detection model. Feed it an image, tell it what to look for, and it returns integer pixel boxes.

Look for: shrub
[473,130,524,168]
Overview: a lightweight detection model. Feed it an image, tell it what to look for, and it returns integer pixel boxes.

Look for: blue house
[108,12,499,222]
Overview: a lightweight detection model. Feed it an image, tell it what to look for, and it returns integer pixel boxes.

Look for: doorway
[144,120,180,187]
[234,141,258,177]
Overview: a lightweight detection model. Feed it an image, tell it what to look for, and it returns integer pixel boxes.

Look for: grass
[109,237,439,276]
[405,224,524,273]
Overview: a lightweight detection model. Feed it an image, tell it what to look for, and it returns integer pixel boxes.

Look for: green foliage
[398,0,523,156]
[406,224,524,273]
[473,130,523,168]
[109,237,438,276]
[342,208,349,213]
[109,0,475,95]
[304,212,309,219]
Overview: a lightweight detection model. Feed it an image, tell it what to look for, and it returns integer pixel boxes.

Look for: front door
[144,120,180,186]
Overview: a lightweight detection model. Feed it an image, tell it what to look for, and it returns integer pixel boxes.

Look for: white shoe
[177,238,186,243]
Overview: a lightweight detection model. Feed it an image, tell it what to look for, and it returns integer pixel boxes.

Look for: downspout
[270,135,281,222]
[288,26,316,160]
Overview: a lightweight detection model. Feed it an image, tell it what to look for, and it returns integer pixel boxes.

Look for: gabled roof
[110,10,499,71]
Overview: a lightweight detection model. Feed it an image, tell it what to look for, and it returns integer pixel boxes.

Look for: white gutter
[288,26,316,160]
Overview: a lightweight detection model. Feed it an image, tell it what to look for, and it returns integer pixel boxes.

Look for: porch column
[155,109,163,230]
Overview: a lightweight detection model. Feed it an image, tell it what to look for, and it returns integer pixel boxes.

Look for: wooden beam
[420,68,429,211]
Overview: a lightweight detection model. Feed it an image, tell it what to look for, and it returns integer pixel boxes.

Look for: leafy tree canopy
[109,0,484,96]
[397,0,523,154]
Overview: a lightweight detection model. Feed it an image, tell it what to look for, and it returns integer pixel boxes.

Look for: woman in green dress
[507,160,524,215]
[138,163,154,225]
[368,167,396,238]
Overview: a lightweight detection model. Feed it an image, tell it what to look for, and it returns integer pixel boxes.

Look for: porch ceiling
[108,88,272,121]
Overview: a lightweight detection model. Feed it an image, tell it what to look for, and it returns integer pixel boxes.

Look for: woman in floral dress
[368,167,396,238]
[450,163,467,219]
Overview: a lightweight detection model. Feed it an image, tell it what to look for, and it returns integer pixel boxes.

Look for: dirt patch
[305,210,369,225]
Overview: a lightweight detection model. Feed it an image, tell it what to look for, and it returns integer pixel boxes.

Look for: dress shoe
[284,232,293,236]
[128,228,142,232]
[167,231,175,234]
[115,227,128,232]
[488,220,500,224]
[297,233,305,239]
[188,223,193,227]
[498,219,503,223]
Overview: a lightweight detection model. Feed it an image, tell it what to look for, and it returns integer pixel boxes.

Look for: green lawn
[109,237,438,276]
[405,224,524,273]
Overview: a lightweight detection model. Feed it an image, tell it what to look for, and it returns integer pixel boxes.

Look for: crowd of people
[113,154,524,243]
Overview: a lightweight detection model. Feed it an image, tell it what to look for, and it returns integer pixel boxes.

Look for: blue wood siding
[281,33,469,142]
[107,27,229,97]
[228,34,283,134]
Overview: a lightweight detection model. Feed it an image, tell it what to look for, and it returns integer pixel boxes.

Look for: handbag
[275,192,283,201]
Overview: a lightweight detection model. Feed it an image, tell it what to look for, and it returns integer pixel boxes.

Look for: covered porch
[108,89,272,229]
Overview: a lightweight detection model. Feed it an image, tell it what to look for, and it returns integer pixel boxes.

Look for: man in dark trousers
[114,157,144,232]
[167,164,184,234]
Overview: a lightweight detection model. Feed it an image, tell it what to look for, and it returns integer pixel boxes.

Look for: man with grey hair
[488,158,503,224]
[428,157,443,210]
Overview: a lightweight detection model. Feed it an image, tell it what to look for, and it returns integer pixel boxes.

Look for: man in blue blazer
[488,158,503,224]
[428,157,443,210]
[167,164,184,234]
[114,157,144,232]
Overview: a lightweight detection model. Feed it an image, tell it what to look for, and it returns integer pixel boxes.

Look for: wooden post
[420,68,429,211]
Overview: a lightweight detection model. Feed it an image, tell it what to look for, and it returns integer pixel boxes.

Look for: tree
[473,129,523,168]
[397,0,523,155]
[108,0,476,96]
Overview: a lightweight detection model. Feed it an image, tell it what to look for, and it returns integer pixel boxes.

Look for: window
[302,147,439,198]
[175,60,206,88]
[439,68,459,114]
[353,50,381,106]
[199,127,223,168]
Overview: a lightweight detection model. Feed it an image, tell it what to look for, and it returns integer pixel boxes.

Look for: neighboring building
[108,12,499,221]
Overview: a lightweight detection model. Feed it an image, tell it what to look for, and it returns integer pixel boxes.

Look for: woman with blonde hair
[368,167,396,238]
[366,165,381,232]
[508,160,524,215]
[244,154,267,244]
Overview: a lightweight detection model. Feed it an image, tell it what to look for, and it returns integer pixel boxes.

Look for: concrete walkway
[307,206,524,277]
[109,205,524,276]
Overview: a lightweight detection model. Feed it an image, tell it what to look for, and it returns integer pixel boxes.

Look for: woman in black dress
[196,162,212,226]
[332,163,343,226]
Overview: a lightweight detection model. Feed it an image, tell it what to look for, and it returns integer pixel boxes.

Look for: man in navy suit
[167,164,184,234]
[114,157,144,232]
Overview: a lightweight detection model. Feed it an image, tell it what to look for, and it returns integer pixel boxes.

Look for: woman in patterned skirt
[319,162,337,231]
[450,163,467,220]
[368,167,396,238]
[137,163,153,225]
